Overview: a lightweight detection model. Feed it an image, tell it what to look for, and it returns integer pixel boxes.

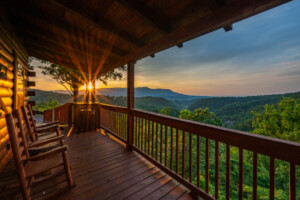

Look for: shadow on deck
[0,130,195,200]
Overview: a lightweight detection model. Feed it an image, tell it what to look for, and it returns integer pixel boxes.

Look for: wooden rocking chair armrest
[26,145,68,162]
[28,135,64,148]
[35,125,58,133]
[36,121,59,128]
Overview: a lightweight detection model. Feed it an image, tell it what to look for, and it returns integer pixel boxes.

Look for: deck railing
[44,103,300,200]
[43,103,72,125]
[99,104,128,143]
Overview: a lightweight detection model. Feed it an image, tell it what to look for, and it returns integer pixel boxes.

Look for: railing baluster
[226,144,230,200]
[148,120,150,155]
[137,117,139,148]
[156,122,158,160]
[115,112,123,138]
[182,131,186,178]
[215,141,219,199]
[124,113,126,139]
[142,119,145,152]
[189,132,192,182]
[197,135,200,187]
[176,128,179,174]
[253,152,257,200]
[165,125,168,166]
[289,162,296,200]
[111,111,113,132]
[133,117,136,146]
[145,119,148,153]
[270,157,275,200]
[120,112,122,138]
[121,112,123,137]
[152,121,154,157]
[205,137,209,193]
[239,148,243,200]
[160,124,163,163]
[116,112,118,136]
[139,118,143,150]
[119,112,121,137]
[122,113,124,138]
[170,127,174,171]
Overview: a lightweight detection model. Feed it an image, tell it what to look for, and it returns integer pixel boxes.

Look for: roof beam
[51,0,145,48]
[206,0,232,31]
[116,0,171,34]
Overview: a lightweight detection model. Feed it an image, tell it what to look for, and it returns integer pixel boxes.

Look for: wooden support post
[13,51,18,110]
[73,83,79,102]
[85,80,89,103]
[91,79,96,102]
[127,61,135,151]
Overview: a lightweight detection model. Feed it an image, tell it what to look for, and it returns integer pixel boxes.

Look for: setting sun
[87,82,93,91]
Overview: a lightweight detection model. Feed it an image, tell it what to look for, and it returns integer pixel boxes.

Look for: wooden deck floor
[0,130,195,200]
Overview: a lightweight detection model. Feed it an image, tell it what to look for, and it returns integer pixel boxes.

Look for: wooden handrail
[99,103,128,113]
[43,103,72,124]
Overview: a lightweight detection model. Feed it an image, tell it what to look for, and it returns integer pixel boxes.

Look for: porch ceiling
[1,0,290,74]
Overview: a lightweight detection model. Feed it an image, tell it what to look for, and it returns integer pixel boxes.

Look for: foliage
[158,107,180,117]
[179,108,222,126]
[252,97,300,142]
[188,92,300,130]
[33,97,60,112]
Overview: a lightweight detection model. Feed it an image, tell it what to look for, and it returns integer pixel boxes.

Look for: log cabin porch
[0,0,299,199]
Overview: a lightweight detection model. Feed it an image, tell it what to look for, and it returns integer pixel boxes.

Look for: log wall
[0,8,33,172]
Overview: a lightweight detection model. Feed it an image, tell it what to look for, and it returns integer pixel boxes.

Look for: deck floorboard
[0,130,195,200]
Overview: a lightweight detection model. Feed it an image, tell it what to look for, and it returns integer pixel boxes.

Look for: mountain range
[54,87,207,100]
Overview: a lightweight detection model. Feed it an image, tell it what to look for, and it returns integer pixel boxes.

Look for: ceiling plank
[12,9,128,57]
[51,0,145,48]
[116,0,171,34]
[20,29,121,61]
[27,42,113,66]
[30,49,110,75]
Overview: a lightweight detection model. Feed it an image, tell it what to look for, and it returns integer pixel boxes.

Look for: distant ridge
[54,87,207,100]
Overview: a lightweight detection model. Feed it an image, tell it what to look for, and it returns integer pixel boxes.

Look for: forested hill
[54,87,207,100]
[31,89,73,104]
[31,89,300,131]
[31,89,177,113]
[188,91,300,130]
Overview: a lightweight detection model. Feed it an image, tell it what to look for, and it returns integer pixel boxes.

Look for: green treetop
[252,97,300,142]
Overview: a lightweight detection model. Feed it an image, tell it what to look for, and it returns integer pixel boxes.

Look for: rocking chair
[6,109,74,200]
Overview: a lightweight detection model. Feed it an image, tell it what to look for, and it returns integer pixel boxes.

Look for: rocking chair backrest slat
[10,110,30,161]
[5,110,31,199]
[21,105,36,142]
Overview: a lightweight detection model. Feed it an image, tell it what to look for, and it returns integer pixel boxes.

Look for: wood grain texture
[0,130,195,200]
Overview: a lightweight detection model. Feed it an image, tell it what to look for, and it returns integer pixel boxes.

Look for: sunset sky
[32,1,300,96]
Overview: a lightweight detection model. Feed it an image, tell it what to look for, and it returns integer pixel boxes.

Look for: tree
[158,107,180,117]
[179,108,222,126]
[252,97,300,142]
[33,97,60,112]
[35,59,126,101]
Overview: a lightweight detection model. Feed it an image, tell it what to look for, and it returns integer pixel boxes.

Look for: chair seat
[38,132,58,139]
[29,133,61,156]
[25,154,63,178]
